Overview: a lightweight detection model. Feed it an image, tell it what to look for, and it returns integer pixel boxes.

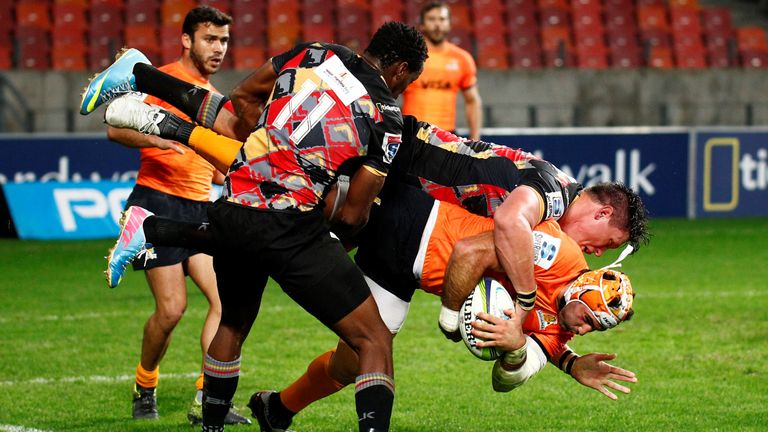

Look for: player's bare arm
[493,186,543,325]
[328,167,386,239]
[106,125,186,155]
[441,230,501,310]
[228,59,279,138]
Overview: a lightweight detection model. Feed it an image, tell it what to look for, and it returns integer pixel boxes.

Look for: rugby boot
[105,96,187,137]
[105,206,155,288]
[132,384,159,420]
[188,392,252,426]
[80,48,150,115]
[248,391,294,432]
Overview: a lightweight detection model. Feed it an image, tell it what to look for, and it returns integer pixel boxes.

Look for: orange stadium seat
[736,27,768,52]
[669,0,698,8]
[541,25,572,51]
[161,0,196,27]
[124,24,159,63]
[52,44,88,70]
[647,46,674,68]
[268,0,300,26]
[637,5,670,32]
[641,28,671,49]
[476,46,510,69]
[16,1,51,29]
[450,1,473,32]
[232,46,265,69]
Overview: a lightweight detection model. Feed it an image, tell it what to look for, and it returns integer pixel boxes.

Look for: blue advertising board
[3,181,133,239]
[695,130,768,217]
[0,134,139,184]
[484,130,689,217]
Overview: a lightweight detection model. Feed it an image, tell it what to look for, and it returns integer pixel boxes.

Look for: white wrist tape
[438,306,460,332]
[491,337,547,392]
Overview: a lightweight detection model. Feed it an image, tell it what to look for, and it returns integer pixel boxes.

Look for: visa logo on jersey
[3,181,133,240]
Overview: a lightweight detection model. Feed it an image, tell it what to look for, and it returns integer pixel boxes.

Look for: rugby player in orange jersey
[244,182,639,431]
[101,6,248,425]
[402,1,483,140]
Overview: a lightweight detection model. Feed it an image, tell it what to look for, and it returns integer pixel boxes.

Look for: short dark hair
[420,1,449,23]
[182,6,232,37]
[366,22,428,73]
[584,182,651,251]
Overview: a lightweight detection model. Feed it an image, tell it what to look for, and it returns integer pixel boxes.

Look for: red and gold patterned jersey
[393,116,582,221]
[225,43,403,211]
[401,41,477,131]
[137,62,217,202]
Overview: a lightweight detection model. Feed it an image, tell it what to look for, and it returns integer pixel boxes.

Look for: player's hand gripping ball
[459,277,515,361]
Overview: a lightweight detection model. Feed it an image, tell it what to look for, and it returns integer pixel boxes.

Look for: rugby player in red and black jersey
[88,22,428,432]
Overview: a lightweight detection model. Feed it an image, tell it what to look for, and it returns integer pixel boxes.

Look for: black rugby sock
[133,63,227,129]
[355,373,394,432]
[143,216,216,254]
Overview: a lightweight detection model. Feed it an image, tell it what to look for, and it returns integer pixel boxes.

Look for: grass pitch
[0,218,766,431]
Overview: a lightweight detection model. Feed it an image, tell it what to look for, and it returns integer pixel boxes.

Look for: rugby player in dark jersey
[87,22,428,432]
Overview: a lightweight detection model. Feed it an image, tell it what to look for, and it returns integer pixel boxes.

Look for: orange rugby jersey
[401,41,477,131]
[136,62,218,202]
[418,202,587,357]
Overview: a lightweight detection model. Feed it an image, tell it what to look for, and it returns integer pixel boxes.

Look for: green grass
[0,218,767,431]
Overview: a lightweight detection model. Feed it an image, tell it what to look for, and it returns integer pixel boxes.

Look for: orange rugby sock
[135,363,159,389]
[188,126,242,174]
[195,373,204,392]
[280,350,346,414]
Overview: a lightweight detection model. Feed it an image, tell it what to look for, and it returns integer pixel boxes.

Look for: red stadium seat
[572,9,603,34]
[89,4,125,38]
[541,25,572,51]
[571,0,600,14]
[674,45,707,68]
[609,45,641,68]
[636,0,665,6]
[268,0,300,26]
[89,36,124,69]
[740,50,768,68]
[543,48,575,67]
[670,7,701,37]
[668,0,698,9]
[641,28,671,49]
[700,7,732,34]
[198,0,233,14]
[647,46,674,68]
[53,3,86,33]
[370,0,403,31]
[52,44,88,71]
[0,46,11,70]
[448,27,473,53]
[506,8,537,33]
[476,46,509,69]
[604,7,637,34]
[577,44,608,69]
[539,7,569,28]
[511,45,543,69]
[450,2,474,31]
[706,46,731,68]
[126,0,160,26]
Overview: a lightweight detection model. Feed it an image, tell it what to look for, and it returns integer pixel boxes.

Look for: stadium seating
[2,0,768,71]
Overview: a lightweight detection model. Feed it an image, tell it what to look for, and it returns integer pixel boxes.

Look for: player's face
[420,6,451,44]
[559,301,604,335]
[564,215,628,257]
[189,23,230,75]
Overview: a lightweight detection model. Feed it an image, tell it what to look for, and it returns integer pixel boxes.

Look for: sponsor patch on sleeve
[382,132,401,164]
[544,191,565,220]
[313,55,367,106]
[532,230,561,270]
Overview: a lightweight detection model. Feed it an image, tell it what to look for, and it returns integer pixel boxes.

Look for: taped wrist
[558,349,579,375]
[516,290,536,311]
[329,175,350,221]
[438,306,460,332]
[500,343,528,371]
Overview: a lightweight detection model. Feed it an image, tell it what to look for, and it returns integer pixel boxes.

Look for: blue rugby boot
[80,48,150,115]
[105,206,155,288]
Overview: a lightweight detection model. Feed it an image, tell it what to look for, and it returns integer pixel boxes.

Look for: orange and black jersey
[226,42,402,211]
[391,116,582,220]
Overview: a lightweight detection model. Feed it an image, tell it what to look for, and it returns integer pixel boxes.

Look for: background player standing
[402,1,483,140]
[103,6,248,425]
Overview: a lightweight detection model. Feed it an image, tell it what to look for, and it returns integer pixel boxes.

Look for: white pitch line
[0,372,200,387]
[0,425,51,432]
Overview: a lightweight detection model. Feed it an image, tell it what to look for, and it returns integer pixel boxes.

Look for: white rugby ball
[459,277,515,361]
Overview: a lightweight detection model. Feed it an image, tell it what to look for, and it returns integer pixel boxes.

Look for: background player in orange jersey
[103,6,248,425]
[245,182,639,431]
[402,1,483,140]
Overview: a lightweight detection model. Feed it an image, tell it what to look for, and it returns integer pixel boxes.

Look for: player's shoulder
[445,42,477,67]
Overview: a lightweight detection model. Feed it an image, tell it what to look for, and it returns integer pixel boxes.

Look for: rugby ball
[459,277,515,361]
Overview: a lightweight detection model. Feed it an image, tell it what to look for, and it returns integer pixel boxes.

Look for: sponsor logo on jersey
[532,230,561,270]
[446,60,460,71]
[382,133,401,164]
[375,102,401,113]
[545,191,565,219]
[536,310,558,331]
